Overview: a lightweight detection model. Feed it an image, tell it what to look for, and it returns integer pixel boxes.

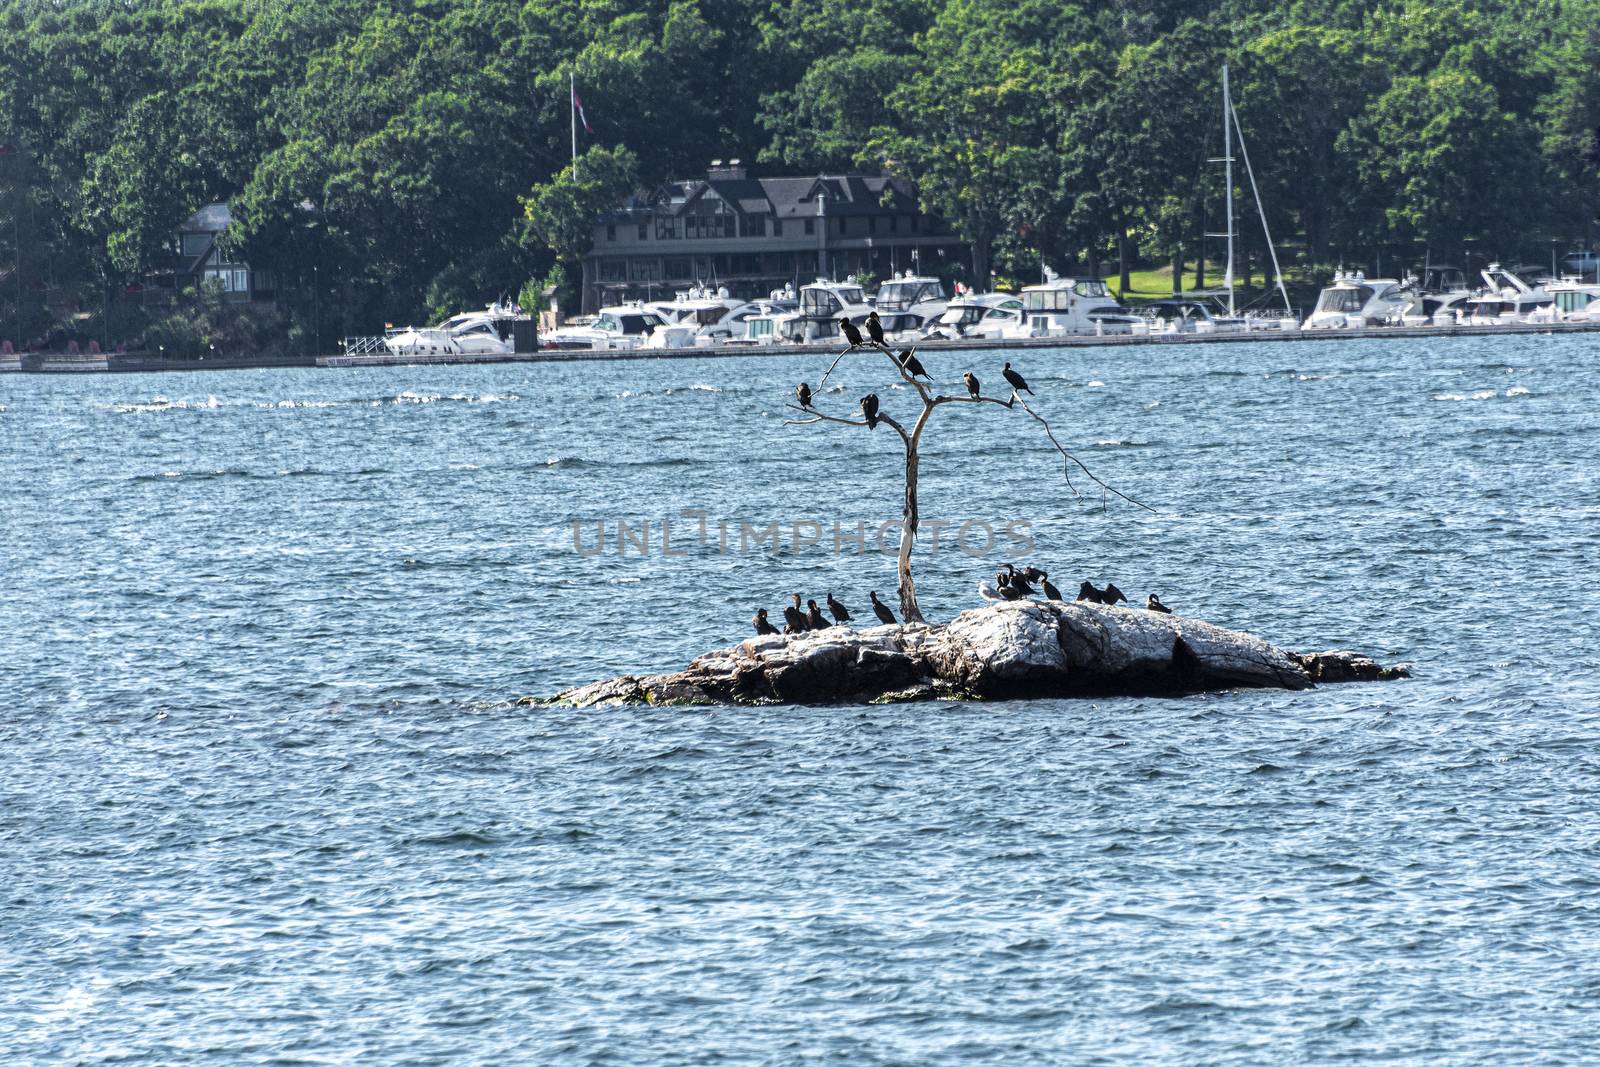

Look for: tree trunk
[897,438,923,623]
[1118,229,1132,295]
[1193,253,1206,291]
[1171,247,1183,295]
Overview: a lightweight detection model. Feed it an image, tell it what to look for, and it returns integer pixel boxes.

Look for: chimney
[707,158,746,181]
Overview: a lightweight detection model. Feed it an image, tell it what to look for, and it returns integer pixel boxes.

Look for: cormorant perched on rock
[1146,593,1172,614]
[784,593,810,633]
[860,393,880,429]
[806,599,831,629]
[839,317,866,347]
[866,311,887,347]
[752,609,779,635]
[963,372,981,399]
[897,348,931,380]
[1102,582,1128,606]
[1077,581,1103,604]
[1041,576,1062,601]
[796,382,813,409]
[997,580,1025,601]
[826,592,851,622]
[1002,361,1033,395]
[869,591,897,624]
[1003,564,1035,595]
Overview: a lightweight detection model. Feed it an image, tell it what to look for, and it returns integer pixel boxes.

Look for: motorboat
[873,272,948,334]
[1563,250,1598,277]
[641,285,742,348]
[922,293,1024,339]
[1383,266,1474,326]
[992,270,1142,338]
[384,302,528,356]
[723,299,803,345]
[1302,272,1410,329]
[1135,298,1250,335]
[1465,264,1553,325]
[541,303,669,350]
[794,279,872,342]
[1531,276,1600,322]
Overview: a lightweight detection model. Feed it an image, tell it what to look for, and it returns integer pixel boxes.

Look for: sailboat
[1192,66,1298,331]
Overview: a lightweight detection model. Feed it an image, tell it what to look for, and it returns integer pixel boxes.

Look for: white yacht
[795,279,872,342]
[922,293,1025,339]
[1302,272,1411,329]
[642,285,742,348]
[1465,264,1553,325]
[1531,276,1600,322]
[873,272,948,335]
[1382,266,1475,326]
[989,270,1141,338]
[723,298,803,345]
[384,302,528,356]
[541,303,669,350]
[1135,297,1251,335]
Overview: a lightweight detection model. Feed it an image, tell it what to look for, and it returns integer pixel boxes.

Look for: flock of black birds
[794,310,1038,429]
[752,591,899,635]
[751,576,1174,636]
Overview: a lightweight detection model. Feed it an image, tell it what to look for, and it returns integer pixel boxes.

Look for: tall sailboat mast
[1222,63,1235,317]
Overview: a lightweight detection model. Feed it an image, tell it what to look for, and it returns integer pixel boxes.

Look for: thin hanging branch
[1014,394,1156,512]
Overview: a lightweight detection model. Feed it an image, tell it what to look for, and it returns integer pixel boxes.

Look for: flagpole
[570,71,577,177]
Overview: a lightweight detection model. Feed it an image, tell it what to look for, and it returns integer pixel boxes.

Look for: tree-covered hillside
[2,0,1597,351]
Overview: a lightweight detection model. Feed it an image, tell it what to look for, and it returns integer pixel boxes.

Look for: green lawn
[1101,259,1272,303]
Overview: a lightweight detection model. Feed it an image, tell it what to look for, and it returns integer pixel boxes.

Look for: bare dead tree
[786,344,1152,625]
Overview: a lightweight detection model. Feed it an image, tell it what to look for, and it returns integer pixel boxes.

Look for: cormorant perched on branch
[752,608,779,635]
[870,591,897,624]
[866,311,887,347]
[1002,361,1033,395]
[1146,593,1172,614]
[963,372,980,399]
[1041,576,1063,601]
[806,599,830,630]
[860,393,880,429]
[796,382,813,409]
[897,348,931,380]
[839,318,865,347]
[826,592,851,622]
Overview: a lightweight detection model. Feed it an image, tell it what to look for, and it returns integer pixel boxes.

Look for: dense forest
[1,0,1598,353]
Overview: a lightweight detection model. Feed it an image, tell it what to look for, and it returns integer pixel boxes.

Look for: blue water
[3,335,1598,1062]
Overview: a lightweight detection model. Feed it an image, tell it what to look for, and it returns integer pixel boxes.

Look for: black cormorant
[1021,566,1047,583]
[860,393,880,429]
[753,609,779,635]
[839,318,865,347]
[1146,593,1172,614]
[963,372,980,399]
[1102,582,1128,606]
[782,603,806,633]
[870,591,897,624]
[897,348,931,380]
[1042,577,1062,601]
[796,382,813,409]
[1003,564,1035,595]
[1002,361,1033,395]
[866,311,887,347]
[827,592,851,622]
[807,599,831,629]
[1077,581,1103,603]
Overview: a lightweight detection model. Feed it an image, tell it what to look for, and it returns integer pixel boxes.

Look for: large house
[581,162,969,311]
[159,202,273,304]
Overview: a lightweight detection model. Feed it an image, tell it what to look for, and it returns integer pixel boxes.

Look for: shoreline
[4,317,1596,375]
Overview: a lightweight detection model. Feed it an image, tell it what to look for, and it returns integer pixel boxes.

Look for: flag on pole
[572,88,593,134]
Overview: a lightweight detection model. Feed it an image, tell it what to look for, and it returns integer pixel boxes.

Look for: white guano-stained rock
[547,602,1404,707]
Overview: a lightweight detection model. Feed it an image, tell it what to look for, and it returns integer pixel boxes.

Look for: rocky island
[552,600,1406,707]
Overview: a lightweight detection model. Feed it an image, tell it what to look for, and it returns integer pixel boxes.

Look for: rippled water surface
[4,335,1599,1062]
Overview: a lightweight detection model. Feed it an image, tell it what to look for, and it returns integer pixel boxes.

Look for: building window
[656,217,682,240]
[181,233,210,258]
[911,215,920,233]
[868,217,877,234]
[890,216,899,233]
[630,260,660,282]
[664,257,691,279]
[804,219,814,236]
[607,224,616,241]
[773,220,783,236]
[638,223,648,240]
[599,259,627,282]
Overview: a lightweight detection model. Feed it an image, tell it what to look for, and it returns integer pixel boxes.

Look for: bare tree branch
[1014,393,1156,512]
[784,403,909,446]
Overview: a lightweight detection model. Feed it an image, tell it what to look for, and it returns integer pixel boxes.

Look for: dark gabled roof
[604,172,923,223]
